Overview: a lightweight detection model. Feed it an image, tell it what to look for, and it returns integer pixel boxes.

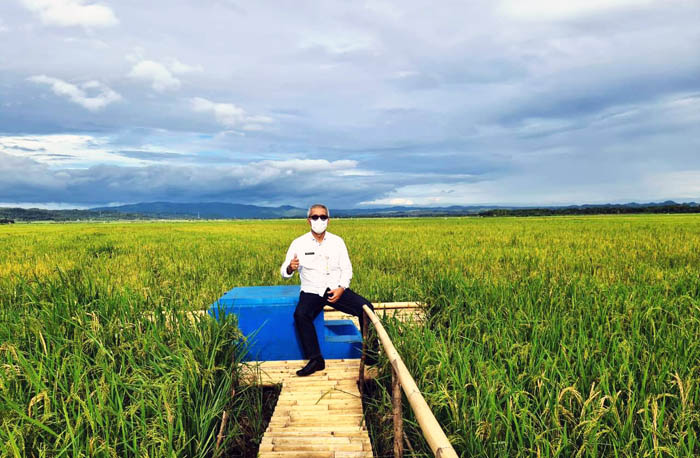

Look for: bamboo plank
[333,453,374,458]
[256,453,373,458]
[261,442,365,452]
[256,452,332,458]
[263,431,369,438]
[272,407,363,415]
[266,426,368,433]
[263,436,355,445]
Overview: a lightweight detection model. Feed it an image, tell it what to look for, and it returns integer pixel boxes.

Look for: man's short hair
[307,204,330,218]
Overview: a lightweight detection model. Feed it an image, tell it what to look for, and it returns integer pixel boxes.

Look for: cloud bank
[1,0,699,207]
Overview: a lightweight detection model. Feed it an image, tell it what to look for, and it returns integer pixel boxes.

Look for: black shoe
[296,357,325,376]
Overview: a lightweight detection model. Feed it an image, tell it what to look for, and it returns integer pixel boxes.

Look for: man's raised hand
[327,287,345,303]
[287,253,299,275]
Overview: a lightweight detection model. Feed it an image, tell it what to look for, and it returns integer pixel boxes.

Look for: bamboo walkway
[239,302,423,458]
[243,359,373,457]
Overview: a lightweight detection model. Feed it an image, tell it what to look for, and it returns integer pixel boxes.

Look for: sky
[0,0,699,209]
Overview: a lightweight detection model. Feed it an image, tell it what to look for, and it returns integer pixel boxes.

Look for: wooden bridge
[240,302,454,458]
[244,358,372,457]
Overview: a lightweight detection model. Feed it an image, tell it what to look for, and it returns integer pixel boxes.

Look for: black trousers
[294,288,376,360]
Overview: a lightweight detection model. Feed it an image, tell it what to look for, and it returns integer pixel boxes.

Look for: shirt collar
[308,231,328,243]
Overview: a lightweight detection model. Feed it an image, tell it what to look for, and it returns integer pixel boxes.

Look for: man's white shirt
[280,231,352,296]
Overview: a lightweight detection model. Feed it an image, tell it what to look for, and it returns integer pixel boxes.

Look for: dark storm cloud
[0,152,413,206]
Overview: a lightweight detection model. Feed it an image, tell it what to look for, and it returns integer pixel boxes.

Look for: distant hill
[91,201,504,219]
[0,207,144,222]
[91,202,307,219]
[0,200,697,222]
[92,200,699,219]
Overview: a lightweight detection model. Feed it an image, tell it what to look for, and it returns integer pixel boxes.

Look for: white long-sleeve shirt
[280,231,353,296]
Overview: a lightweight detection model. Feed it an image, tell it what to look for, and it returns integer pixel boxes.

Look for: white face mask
[310,218,328,234]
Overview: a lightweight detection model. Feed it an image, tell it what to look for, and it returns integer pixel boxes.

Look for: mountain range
[0,200,697,222]
[90,200,698,219]
[89,201,498,219]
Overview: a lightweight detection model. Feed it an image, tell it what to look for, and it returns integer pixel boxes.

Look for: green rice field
[1,214,699,457]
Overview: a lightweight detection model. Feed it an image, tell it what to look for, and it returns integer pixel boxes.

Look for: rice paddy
[1,214,699,456]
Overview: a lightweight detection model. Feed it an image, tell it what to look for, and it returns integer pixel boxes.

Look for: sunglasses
[309,215,328,221]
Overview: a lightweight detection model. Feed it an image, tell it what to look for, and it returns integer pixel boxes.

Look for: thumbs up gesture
[288,253,300,273]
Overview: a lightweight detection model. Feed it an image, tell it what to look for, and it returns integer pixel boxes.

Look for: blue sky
[1,0,698,208]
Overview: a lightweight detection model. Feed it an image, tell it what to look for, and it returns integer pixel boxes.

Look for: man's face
[307,207,329,229]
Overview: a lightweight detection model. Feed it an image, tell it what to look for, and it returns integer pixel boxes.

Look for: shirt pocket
[301,252,320,270]
[326,250,340,270]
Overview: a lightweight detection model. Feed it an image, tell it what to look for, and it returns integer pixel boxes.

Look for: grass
[1,214,699,456]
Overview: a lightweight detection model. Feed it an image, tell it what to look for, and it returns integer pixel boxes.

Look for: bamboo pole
[362,305,458,458]
[392,366,404,458]
[215,410,228,453]
[324,301,422,312]
[358,314,367,397]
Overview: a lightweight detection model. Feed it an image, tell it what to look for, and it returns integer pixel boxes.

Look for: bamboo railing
[359,305,458,458]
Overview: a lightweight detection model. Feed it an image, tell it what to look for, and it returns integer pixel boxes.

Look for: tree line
[478,203,699,217]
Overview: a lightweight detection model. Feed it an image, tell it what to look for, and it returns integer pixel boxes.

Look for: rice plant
[1,214,698,456]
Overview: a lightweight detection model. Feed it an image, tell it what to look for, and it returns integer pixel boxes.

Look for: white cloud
[19,0,118,27]
[166,58,203,74]
[126,57,202,92]
[359,197,418,206]
[27,75,121,111]
[128,60,181,92]
[260,159,357,173]
[0,137,360,181]
[191,97,273,130]
[499,0,656,20]
[0,134,142,167]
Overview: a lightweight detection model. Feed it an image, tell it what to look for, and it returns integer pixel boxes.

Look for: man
[281,204,377,376]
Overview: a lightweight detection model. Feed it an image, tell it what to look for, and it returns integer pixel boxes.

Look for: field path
[237,302,423,457]
[243,359,373,457]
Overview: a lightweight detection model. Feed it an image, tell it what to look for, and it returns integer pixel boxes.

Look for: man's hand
[286,253,299,275]
[327,287,345,303]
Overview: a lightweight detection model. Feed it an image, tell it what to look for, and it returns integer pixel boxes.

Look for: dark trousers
[294,288,376,360]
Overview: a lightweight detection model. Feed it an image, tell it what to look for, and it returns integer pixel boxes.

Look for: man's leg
[327,288,380,362]
[294,292,325,360]
[294,292,326,376]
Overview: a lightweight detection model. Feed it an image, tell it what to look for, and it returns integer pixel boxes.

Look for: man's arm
[337,238,352,289]
[327,239,352,304]
[280,242,298,278]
